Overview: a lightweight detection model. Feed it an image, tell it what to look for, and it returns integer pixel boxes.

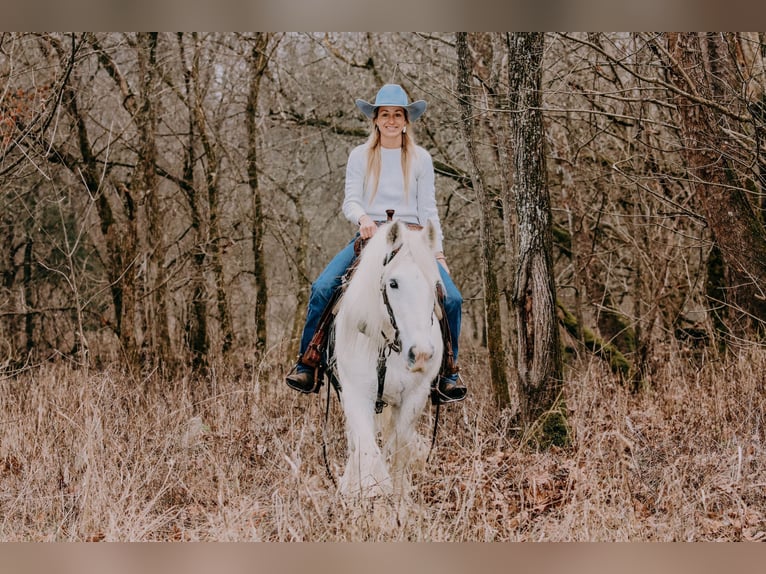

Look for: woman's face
[375,106,408,138]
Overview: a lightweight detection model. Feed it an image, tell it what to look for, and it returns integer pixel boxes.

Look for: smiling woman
[375,106,406,142]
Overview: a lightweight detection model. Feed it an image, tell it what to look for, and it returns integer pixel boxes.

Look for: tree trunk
[177,33,209,372]
[487,34,519,365]
[287,192,310,362]
[247,33,273,357]
[84,33,141,368]
[136,32,173,373]
[23,236,34,356]
[752,94,766,222]
[191,33,233,356]
[456,32,511,409]
[507,33,567,446]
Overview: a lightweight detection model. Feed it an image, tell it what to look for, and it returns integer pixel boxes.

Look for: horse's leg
[381,404,411,494]
[382,385,431,495]
[339,386,392,497]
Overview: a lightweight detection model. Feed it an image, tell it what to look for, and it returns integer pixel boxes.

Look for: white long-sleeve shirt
[342,143,445,252]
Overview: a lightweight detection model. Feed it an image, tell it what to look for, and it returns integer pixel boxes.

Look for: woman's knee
[445,285,462,312]
[309,279,334,307]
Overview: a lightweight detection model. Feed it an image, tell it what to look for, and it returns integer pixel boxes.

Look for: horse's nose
[407,344,434,372]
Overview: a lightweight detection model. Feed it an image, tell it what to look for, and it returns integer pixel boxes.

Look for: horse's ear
[424,219,438,251]
[387,220,402,247]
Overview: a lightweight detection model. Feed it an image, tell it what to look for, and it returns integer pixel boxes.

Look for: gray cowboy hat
[355,84,427,122]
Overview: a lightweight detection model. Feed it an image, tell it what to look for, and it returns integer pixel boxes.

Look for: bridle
[377,246,444,460]
[376,246,403,413]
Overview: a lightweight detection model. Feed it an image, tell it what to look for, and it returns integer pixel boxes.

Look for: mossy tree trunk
[507,33,568,446]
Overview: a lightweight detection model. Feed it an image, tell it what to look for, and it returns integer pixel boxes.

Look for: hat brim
[355,99,427,122]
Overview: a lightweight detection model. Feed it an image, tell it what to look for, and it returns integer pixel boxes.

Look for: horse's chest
[380,360,426,401]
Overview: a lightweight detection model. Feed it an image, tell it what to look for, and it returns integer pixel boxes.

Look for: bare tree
[246,33,277,357]
[665,32,766,338]
[134,33,173,372]
[8,31,766,389]
[507,33,567,446]
[44,33,144,367]
[172,32,209,372]
[456,32,511,409]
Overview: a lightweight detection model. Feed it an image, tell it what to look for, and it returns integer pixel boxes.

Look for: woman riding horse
[285,83,466,405]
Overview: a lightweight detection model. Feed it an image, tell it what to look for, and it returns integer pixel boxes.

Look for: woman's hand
[358,214,377,240]
[436,253,450,274]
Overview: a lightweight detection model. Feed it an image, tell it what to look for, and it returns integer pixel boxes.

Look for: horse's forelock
[338,222,438,347]
[406,226,441,284]
[379,225,440,288]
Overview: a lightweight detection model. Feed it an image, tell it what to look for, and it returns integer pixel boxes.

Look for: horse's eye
[389,279,399,289]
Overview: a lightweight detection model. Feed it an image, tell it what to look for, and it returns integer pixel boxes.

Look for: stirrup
[430,373,467,405]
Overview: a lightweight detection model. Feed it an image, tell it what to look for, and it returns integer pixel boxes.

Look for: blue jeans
[297,234,463,373]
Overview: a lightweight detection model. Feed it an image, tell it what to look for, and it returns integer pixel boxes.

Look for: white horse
[332,220,444,497]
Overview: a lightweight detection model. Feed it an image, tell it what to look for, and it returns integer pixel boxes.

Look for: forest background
[1,32,766,541]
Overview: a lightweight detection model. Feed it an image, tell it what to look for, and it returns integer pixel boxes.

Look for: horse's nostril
[407,345,434,372]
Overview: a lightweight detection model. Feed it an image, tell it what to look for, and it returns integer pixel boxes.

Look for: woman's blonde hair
[364,108,414,203]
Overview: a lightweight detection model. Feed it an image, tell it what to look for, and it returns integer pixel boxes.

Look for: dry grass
[1,342,765,542]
